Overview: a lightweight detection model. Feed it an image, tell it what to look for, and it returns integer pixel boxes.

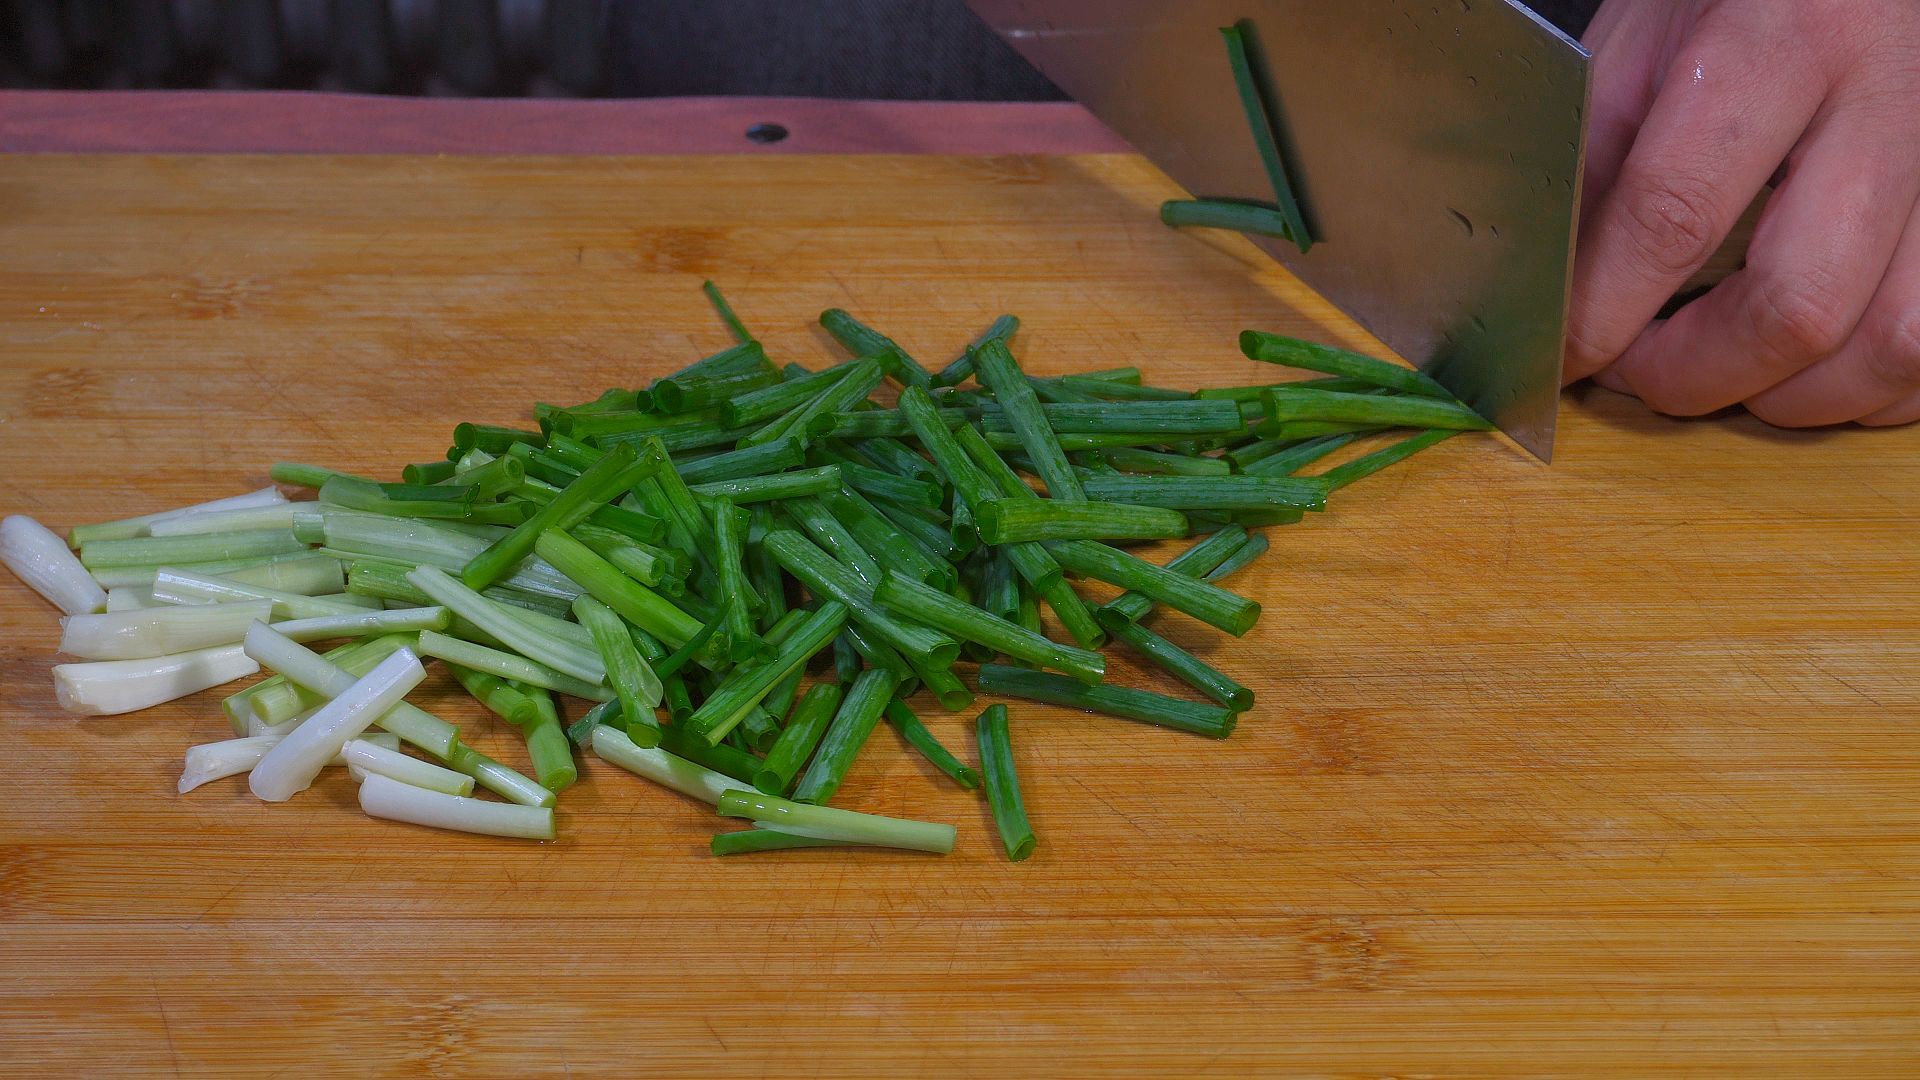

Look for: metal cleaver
[967,0,1591,460]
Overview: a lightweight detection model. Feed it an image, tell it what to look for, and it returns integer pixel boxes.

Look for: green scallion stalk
[979,400,1246,436]
[825,407,967,440]
[415,629,612,701]
[592,725,751,805]
[868,495,962,564]
[755,681,844,795]
[665,340,771,383]
[653,359,781,415]
[791,668,898,805]
[1239,331,1453,398]
[969,339,1085,501]
[271,462,366,489]
[533,530,708,655]
[573,594,664,745]
[1260,387,1492,432]
[448,663,541,728]
[744,506,788,629]
[407,565,605,682]
[452,423,543,455]
[975,704,1035,861]
[717,789,955,854]
[931,313,1019,387]
[1078,473,1329,513]
[460,443,653,590]
[824,490,953,590]
[742,358,885,449]
[1047,540,1260,636]
[1094,447,1231,476]
[1105,618,1252,711]
[978,664,1236,739]
[688,464,841,504]
[1097,526,1249,626]
[983,429,1191,453]
[977,550,1019,624]
[1159,198,1300,240]
[570,523,689,589]
[710,830,849,855]
[682,601,848,745]
[1040,577,1107,649]
[656,723,761,783]
[149,568,370,621]
[78,528,305,570]
[721,360,858,428]
[883,698,981,790]
[874,571,1105,684]
[515,685,579,791]
[1049,376,1190,402]
[701,279,755,343]
[819,308,932,389]
[1240,433,1365,476]
[673,438,803,485]
[1314,428,1460,489]
[762,530,960,669]
[782,494,885,590]
[1219,20,1311,250]
[974,499,1190,544]
[711,503,765,662]
[838,618,919,692]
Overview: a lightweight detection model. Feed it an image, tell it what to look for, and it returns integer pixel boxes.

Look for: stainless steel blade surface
[968,0,1590,460]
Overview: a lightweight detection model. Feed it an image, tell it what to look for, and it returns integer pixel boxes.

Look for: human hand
[1564,0,1920,427]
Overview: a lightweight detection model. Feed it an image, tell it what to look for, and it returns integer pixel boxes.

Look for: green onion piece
[570,523,688,588]
[867,496,962,564]
[1239,331,1453,398]
[1315,429,1460,490]
[1049,376,1189,402]
[1241,433,1365,477]
[1039,577,1106,649]
[980,400,1245,436]
[701,279,755,343]
[711,503,765,661]
[1160,198,1300,240]
[819,308,932,389]
[741,357,885,449]
[782,494,884,590]
[568,697,620,747]
[460,443,651,590]
[977,550,1020,624]
[791,668,898,805]
[883,698,981,790]
[403,460,458,485]
[975,704,1035,860]
[931,313,1019,386]
[969,339,1084,501]
[573,595,664,745]
[79,528,305,570]
[444,742,555,807]
[657,723,761,783]
[1098,526,1249,626]
[653,357,780,414]
[1261,387,1492,432]
[415,629,612,701]
[744,506,788,629]
[1078,473,1328,513]
[1219,20,1310,249]
[710,830,849,855]
[673,438,803,485]
[825,407,967,439]
[1094,447,1231,476]
[1261,420,1388,442]
[983,429,1192,453]
[974,499,1190,544]
[838,619,919,692]
[874,571,1105,684]
[978,664,1236,739]
[762,530,960,669]
[720,360,858,428]
[1106,618,1253,711]
[825,490,953,590]
[755,681,844,795]
[688,464,841,504]
[452,423,543,455]
[716,789,954,854]
[407,565,604,682]
[664,340,770,384]
[737,701,782,753]
[447,662,539,728]
[682,601,848,745]
[271,462,365,489]
[592,725,749,805]
[1047,540,1260,636]
[448,455,525,502]
[533,530,708,653]
[512,685,578,791]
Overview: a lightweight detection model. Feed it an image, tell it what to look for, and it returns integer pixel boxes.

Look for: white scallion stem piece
[592,725,748,804]
[84,551,337,591]
[248,646,426,802]
[178,731,399,793]
[269,606,450,642]
[146,502,306,537]
[105,586,162,612]
[342,739,474,795]
[405,565,605,683]
[238,622,458,760]
[1,515,107,616]
[68,486,287,547]
[357,773,554,840]
[59,600,274,660]
[53,644,259,716]
[152,567,367,619]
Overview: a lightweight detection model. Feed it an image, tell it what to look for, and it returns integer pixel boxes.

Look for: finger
[1577,2,1669,209]
[1563,13,1826,383]
[1744,207,1920,427]
[1859,391,1920,428]
[1607,98,1920,416]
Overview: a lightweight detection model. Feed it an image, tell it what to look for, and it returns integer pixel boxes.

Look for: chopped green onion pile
[0,282,1484,857]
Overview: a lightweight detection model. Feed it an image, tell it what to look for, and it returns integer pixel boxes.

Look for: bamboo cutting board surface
[1,154,1917,1077]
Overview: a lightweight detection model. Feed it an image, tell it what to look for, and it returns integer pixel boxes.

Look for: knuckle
[1562,322,1615,380]
[1866,310,1920,390]
[1744,395,1813,429]
[1616,174,1722,276]
[1746,274,1853,365]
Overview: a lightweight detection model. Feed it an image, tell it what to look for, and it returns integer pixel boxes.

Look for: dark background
[1,1,1602,97]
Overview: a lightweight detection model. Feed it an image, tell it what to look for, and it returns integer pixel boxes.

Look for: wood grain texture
[1,154,1917,1078]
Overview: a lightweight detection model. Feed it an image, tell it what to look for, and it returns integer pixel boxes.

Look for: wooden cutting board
[1,154,1916,1077]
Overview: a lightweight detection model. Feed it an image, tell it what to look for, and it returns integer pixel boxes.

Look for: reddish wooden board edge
[0,91,1130,155]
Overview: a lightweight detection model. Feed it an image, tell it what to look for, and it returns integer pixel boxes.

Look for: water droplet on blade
[1446,208,1474,238]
